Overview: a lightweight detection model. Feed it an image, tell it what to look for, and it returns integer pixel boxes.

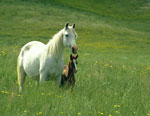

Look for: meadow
[0,0,150,116]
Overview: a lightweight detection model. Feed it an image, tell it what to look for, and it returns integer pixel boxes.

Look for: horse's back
[22,41,45,52]
[19,41,46,77]
[20,41,45,59]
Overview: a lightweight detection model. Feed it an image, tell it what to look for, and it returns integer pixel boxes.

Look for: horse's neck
[47,30,64,59]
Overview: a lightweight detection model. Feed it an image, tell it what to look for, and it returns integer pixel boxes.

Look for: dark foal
[61,54,78,89]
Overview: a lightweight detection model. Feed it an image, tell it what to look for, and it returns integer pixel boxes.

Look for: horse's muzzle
[72,46,78,54]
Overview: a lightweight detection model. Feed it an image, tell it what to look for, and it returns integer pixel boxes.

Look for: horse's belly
[48,60,63,77]
[40,56,63,80]
[23,49,42,77]
[23,55,40,77]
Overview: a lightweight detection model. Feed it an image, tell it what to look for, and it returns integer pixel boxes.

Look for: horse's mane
[47,29,64,58]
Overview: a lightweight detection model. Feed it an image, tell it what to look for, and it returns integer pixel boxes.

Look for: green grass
[0,0,150,116]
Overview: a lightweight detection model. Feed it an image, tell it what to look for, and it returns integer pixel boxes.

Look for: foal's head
[69,54,78,73]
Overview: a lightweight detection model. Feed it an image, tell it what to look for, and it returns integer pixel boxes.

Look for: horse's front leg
[39,71,48,82]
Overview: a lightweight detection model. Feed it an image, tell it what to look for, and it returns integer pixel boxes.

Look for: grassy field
[0,0,150,116]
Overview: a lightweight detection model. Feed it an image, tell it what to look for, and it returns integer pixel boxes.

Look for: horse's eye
[65,34,69,37]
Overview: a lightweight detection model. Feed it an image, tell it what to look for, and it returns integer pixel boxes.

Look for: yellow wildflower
[114,105,117,108]
[60,112,63,114]
[18,94,21,97]
[98,112,104,115]
[147,113,150,116]
[4,91,9,94]
[37,112,42,115]
[115,111,119,114]
[95,61,98,64]
[39,112,42,114]
[1,91,5,93]
[1,91,8,94]
[104,64,109,67]
[114,105,120,108]
[146,67,150,70]
[42,93,44,96]
[24,110,27,113]
[77,112,81,115]
[122,65,125,69]
[101,112,104,115]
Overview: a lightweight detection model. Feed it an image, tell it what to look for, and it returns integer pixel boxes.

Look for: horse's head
[69,54,78,73]
[62,23,78,54]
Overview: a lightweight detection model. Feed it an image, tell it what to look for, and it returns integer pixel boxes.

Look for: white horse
[17,23,78,92]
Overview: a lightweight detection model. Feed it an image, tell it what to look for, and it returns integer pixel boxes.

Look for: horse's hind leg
[17,60,26,93]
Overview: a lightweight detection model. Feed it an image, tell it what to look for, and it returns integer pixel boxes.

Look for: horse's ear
[65,23,69,30]
[70,54,73,60]
[72,24,76,29]
[75,54,78,59]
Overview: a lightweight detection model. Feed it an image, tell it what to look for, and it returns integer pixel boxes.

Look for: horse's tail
[17,49,26,92]
[17,55,21,87]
